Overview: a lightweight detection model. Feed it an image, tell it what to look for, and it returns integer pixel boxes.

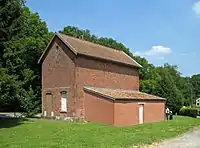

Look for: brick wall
[42,36,141,120]
[84,92,114,125]
[114,100,165,126]
[143,100,165,123]
[84,94,165,126]
[75,56,139,119]
[42,36,76,117]
[75,56,139,90]
[114,101,139,126]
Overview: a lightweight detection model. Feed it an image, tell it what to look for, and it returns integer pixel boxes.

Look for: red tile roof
[84,86,165,101]
[59,34,142,68]
[38,33,142,68]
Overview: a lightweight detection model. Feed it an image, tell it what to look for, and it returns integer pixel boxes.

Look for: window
[61,91,67,112]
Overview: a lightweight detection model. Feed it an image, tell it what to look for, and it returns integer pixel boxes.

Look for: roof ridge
[59,33,124,53]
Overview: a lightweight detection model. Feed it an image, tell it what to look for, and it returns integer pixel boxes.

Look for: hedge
[179,107,199,118]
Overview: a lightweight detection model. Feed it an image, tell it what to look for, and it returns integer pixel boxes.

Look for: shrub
[20,86,40,118]
[179,106,198,118]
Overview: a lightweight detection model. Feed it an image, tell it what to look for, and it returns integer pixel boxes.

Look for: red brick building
[38,33,166,126]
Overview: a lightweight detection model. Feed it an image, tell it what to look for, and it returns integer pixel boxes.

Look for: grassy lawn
[0,116,200,148]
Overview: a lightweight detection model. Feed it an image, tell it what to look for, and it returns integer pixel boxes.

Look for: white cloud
[135,45,171,58]
[193,1,200,16]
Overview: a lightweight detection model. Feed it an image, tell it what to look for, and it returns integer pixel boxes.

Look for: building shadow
[0,117,28,129]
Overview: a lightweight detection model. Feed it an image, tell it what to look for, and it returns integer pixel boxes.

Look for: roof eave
[121,51,143,68]
[115,98,166,101]
[78,53,141,69]
[38,33,57,64]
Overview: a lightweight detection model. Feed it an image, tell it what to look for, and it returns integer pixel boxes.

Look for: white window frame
[61,91,67,112]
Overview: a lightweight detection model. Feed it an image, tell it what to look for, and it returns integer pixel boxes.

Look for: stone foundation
[42,115,86,123]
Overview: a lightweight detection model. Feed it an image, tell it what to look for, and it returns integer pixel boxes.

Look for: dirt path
[146,127,200,148]
[134,127,200,148]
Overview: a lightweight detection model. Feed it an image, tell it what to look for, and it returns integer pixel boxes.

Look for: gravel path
[155,128,200,148]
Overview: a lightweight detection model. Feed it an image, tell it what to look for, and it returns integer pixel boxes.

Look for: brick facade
[40,34,165,126]
[74,56,139,119]
[114,101,139,126]
[42,37,76,118]
[84,92,114,125]
[114,100,165,126]
[41,35,139,120]
[143,101,165,123]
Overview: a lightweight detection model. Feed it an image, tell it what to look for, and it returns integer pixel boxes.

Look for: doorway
[46,93,53,117]
[139,104,144,124]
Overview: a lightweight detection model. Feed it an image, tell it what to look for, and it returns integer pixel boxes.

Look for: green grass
[0,116,200,148]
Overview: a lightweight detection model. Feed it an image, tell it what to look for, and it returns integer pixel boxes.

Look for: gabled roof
[38,33,142,68]
[84,86,166,101]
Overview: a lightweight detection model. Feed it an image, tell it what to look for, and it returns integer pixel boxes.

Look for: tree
[191,74,200,99]
[20,85,40,117]
[155,68,184,113]
[0,69,21,111]
[0,0,24,65]
[0,3,52,115]
[4,7,52,114]
[139,80,157,94]
[179,77,194,106]
[134,56,156,80]
[0,0,25,112]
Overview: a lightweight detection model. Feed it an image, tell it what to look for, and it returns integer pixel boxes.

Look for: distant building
[196,98,200,107]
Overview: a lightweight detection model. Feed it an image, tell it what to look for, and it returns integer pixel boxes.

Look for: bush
[20,86,40,118]
[179,106,198,118]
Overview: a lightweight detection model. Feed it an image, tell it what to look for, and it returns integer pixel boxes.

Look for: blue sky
[26,0,200,76]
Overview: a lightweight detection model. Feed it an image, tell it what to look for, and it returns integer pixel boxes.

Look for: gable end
[38,33,78,64]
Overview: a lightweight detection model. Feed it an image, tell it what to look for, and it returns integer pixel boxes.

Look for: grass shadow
[0,118,29,129]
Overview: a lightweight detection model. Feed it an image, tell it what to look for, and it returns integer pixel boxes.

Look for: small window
[61,91,67,112]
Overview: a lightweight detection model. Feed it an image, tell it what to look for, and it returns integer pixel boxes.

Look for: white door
[139,104,144,124]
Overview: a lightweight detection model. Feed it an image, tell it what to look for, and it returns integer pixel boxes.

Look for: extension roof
[84,86,166,101]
